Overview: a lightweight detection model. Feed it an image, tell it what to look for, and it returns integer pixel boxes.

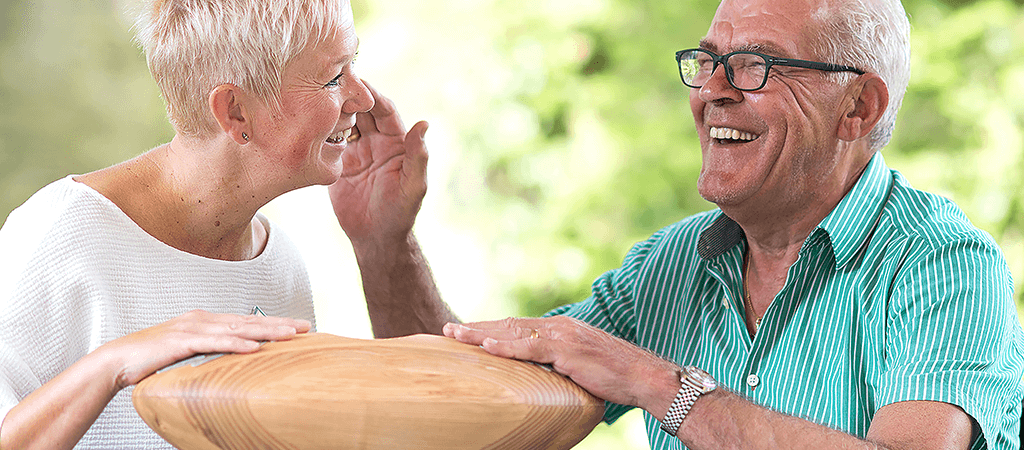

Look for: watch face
[684,366,717,390]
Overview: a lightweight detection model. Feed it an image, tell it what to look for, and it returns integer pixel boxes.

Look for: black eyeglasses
[675,48,864,91]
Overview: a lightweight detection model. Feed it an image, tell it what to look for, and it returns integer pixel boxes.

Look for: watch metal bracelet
[660,365,717,436]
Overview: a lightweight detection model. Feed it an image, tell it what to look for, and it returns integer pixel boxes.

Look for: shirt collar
[696,153,893,265]
[817,152,893,269]
[697,211,744,260]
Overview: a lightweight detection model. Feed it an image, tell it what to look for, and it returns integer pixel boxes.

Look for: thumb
[404,120,429,176]
[406,120,429,148]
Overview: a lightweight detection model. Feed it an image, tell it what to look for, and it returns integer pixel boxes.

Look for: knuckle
[227,318,254,332]
[168,319,197,333]
[180,309,205,321]
[564,316,586,327]
[545,316,572,333]
[547,315,570,327]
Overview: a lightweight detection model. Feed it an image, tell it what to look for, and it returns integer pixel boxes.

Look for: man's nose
[698,63,743,104]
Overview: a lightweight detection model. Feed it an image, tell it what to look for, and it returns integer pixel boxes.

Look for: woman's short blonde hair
[134,0,351,137]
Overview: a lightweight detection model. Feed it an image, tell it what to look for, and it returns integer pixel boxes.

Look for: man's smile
[709,126,759,143]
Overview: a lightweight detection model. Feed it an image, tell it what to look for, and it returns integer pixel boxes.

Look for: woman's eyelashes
[325,56,357,88]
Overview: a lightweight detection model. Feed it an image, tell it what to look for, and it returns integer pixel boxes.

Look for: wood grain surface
[132,333,605,449]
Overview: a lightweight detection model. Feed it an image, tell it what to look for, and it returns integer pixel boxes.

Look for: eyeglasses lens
[678,50,712,88]
[678,50,768,91]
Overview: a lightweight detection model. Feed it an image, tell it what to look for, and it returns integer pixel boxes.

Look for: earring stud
[242,132,249,141]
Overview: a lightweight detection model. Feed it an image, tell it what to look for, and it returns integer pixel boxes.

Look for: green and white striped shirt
[550,154,1023,449]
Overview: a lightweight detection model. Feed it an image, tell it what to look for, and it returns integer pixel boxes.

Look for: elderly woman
[0,0,433,447]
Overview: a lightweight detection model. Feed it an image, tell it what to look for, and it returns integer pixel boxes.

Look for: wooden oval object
[133,333,604,450]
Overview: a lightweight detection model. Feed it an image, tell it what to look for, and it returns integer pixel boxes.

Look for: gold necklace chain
[743,252,762,335]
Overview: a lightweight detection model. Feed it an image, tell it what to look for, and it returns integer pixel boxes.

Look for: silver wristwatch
[660,365,717,436]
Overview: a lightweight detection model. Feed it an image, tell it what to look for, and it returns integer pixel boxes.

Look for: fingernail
[483,338,497,347]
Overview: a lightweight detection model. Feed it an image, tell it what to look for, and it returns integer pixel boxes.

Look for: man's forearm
[634,359,971,450]
[445,318,972,448]
[631,360,885,449]
[671,387,973,449]
[674,389,885,450]
[351,233,457,338]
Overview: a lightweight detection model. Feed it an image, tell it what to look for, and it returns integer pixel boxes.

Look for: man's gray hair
[813,0,911,151]
[134,0,352,137]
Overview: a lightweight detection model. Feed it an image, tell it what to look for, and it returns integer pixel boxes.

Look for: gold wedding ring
[346,126,361,143]
[529,329,540,339]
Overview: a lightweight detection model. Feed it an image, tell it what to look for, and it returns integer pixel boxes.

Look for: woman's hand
[329,81,428,249]
[0,310,310,450]
[102,310,311,389]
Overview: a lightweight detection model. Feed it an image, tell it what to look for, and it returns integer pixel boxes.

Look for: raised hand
[329,81,429,247]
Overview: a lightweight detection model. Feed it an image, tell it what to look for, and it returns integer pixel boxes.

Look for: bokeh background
[1,0,1022,447]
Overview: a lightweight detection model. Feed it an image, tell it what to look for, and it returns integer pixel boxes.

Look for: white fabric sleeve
[0,339,43,430]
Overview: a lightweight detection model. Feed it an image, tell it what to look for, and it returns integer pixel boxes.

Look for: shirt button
[746,373,760,388]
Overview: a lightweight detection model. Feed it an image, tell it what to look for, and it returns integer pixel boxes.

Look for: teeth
[710,126,758,141]
[327,128,353,144]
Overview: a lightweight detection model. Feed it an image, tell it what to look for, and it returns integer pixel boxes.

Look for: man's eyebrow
[697,38,718,53]
[696,39,792,58]
[737,42,790,57]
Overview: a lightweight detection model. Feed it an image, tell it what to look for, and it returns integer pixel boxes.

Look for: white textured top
[0,176,316,449]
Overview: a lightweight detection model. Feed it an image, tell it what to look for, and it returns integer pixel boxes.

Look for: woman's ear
[837,73,889,143]
[208,84,250,145]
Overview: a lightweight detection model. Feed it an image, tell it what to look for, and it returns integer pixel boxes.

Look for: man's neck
[724,149,874,316]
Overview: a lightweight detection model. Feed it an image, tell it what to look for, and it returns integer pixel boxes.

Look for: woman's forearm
[0,310,311,449]
[0,349,120,450]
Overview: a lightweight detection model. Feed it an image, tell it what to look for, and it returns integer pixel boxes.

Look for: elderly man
[333,0,1024,448]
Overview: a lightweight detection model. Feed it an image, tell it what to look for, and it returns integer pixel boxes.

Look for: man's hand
[444,317,974,450]
[329,81,428,248]
[328,81,452,338]
[443,316,679,412]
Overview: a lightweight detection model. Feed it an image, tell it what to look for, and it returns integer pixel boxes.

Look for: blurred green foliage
[425,0,1024,317]
[0,1,1021,447]
[1,0,1019,308]
[0,0,174,210]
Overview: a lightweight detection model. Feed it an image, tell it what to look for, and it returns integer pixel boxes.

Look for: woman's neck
[75,137,274,261]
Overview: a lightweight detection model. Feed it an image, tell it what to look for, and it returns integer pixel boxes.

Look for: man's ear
[837,73,889,142]
[209,84,250,145]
